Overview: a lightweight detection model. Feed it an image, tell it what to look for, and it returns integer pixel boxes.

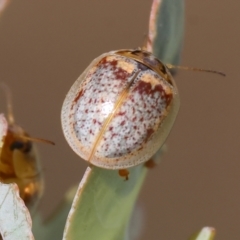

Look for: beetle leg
[118,169,129,181]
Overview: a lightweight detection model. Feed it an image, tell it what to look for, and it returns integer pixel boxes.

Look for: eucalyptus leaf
[0,182,34,240]
[32,186,77,240]
[63,165,147,240]
[147,0,185,65]
[189,227,216,240]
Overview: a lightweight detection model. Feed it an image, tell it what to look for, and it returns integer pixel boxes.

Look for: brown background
[0,1,239,239]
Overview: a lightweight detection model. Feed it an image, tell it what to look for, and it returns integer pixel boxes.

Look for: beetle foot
[144,158,157,169]
[118,169,129,181]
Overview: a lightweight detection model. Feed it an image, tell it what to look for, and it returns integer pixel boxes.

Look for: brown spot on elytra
[100,56,131,81]
[98,57,118,68]
[118,111,126,116]
[98,57,108,65]
[144,128,154,143]
[134,80,173,106]
[73,89,84,103]
[147,110,151,114]
[114,68,129,80]
[120,120,125,126]
[132,116,137,122]
[110,60,118,67]
[134,81,152,95]
[111,133,117,139]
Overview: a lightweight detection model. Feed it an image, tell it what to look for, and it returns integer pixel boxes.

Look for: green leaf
[32,186,77,240]
[0,182,34,240]
[33,149,166,240]
[189,227,216,240]
[147,0,185,65]
[63,165,147,240]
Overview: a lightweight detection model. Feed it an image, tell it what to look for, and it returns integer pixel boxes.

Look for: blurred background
[0,1,239,239]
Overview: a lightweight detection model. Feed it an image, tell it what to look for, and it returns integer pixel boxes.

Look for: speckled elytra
[61,49,180,178]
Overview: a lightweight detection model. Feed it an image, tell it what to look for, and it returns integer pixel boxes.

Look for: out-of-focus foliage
[189,227,216,240]
[147,0,184,65]
[0,0,10,18]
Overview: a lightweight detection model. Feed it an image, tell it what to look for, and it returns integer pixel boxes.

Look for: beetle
[61,48,225,180]
[61,49,181,180]
[0,84,54,213]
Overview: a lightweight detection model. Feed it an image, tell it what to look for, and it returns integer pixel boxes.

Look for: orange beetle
[0,84,53,213]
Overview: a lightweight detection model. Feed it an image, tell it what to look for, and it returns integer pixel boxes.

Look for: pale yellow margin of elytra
[0,183,34,240]
[146,0,162,53]
[62,166,92,240]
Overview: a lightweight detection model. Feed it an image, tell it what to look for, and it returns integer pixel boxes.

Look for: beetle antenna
[166,64,226,77]
[0,83,15,124]
[20,135,55,145]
